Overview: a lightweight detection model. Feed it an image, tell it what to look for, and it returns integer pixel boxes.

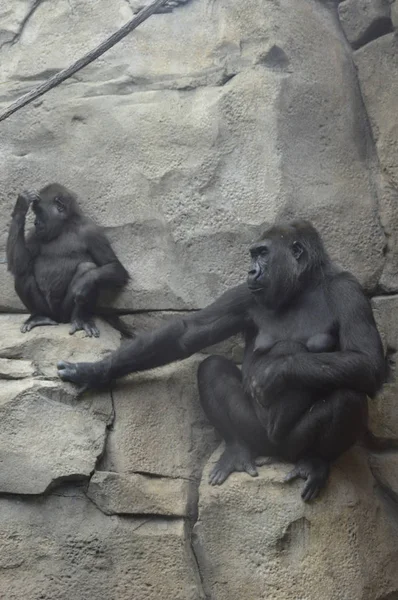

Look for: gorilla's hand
[73,272,97,304]
[57,360,105,390]
[261,357,292,394]
[13,190,38,217]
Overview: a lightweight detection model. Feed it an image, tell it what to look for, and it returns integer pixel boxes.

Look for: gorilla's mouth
[248,284,263,293]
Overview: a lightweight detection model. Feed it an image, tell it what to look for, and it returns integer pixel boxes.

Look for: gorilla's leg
[284,389,367,501]
[198,355,272,485]
[61,262,99,337]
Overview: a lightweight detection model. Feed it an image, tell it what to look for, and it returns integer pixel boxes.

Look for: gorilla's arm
[72,225,129,302]
[85,226,129,286]
[6,193,37,276]
[58,284,251,387]
[284,273,385,397]
[6,193,49,314]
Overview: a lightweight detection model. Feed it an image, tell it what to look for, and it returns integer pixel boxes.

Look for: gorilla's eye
[291,241,304,260]
[259,246,269,256]
[54,197,65,213]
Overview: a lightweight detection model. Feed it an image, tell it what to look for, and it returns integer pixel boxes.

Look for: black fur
[57,219,388,500]
[7,184,129,337]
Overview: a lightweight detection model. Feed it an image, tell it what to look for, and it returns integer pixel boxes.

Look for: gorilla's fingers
[22,189,40,203]
[57,360,72,370]
[57,361,78,382]
[83,321,100,338]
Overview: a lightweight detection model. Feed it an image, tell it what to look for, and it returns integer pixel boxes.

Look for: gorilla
[7,184,129,337]
[58,219,387,501]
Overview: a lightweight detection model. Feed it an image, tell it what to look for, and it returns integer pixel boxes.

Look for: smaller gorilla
[7,183,129,336]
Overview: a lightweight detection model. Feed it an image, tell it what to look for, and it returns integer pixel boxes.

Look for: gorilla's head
[247,219,329,309]
[31,184,81,241]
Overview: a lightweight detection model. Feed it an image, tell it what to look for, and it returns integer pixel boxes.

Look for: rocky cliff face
[0,1,398,598]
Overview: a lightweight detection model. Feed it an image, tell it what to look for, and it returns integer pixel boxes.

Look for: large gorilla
[58,220,387,501]
[7,184,129,337]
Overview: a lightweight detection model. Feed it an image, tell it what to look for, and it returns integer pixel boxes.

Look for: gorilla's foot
[209,443,258,486]
[69,317,100,338]
[284,457,330,502]
[21,315,58,333]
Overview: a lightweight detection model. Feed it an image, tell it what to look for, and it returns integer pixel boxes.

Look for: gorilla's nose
[248,265,261,281]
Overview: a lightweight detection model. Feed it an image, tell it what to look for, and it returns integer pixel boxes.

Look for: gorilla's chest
[34,232,90,295]
[246,288,337,353]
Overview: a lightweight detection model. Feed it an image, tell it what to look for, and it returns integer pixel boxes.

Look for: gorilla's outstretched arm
[58,284,252,387]
[281,274,385,398]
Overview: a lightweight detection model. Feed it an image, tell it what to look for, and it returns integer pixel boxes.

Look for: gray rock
[338,0,393,49]
[0,487,204,600]
[87,470,193,517]
[354,34,398,291]
[392,0,398,28]
[0,379,111,494]
[0,315,120,495]
[369,453,398,499]
[0,357,35,379]
[0,314,121,377]
[102,356,219,480]
[370,296,398,437]
[0,0,387,311]
[194,447,398,600]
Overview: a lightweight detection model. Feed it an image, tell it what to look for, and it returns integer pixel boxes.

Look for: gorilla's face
[247,225,307,309]
[31,184,78,241]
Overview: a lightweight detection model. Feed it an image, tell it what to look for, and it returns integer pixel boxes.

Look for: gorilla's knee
[75,262,96,277]
[197,355,236,383]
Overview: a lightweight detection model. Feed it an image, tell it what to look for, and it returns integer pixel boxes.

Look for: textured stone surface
[0,487,203,600]
[0,316,118,495]
[194,447,398,600]
[370,296,398,437]
[102,357,218,480]
[353,32,398,291]
[393,0,398,27]
[0,313,120,377]
[369,453,398,500]
[87,470,193,517]
[0,379,110,494]
[0,0,388,312]
[0,357,35,379]
[338,0,393,48]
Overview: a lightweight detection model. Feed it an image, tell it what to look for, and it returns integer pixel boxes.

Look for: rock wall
[0,1,398,598]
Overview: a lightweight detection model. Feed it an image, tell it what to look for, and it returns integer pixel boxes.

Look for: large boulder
[194,447,398,600]
[0,487,204,600]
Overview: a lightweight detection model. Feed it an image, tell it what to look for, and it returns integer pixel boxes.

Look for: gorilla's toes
[209,444,258,485]
[83,322,100,338]
[209,467,228,486]
[284,457,329,502]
